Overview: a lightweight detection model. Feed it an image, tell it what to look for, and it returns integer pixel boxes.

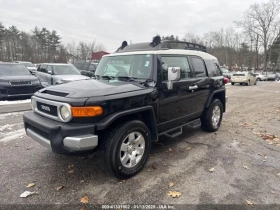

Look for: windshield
[220,68,229,73]
[52,65,81,75]
[21,63,36,68]
[95,54,153,79]
[0,64,31,76]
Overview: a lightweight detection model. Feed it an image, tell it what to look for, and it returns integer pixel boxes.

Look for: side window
[74,62,83,70]
[82,62,90,70]
[161,56,191,81]
[89,64,96,71]
[40,65,47,73]
[190,57,207,77]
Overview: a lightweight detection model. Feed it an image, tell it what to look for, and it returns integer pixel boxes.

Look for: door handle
[189,85,198,90]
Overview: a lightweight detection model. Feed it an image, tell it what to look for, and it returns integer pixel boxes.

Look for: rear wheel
[104,120,151,179]
[231,82,235,85]
[201,99,223,132]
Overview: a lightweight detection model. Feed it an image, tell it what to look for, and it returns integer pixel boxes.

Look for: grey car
[35,63,89,87]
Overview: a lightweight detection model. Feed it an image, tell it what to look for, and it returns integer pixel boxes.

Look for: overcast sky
[0,0,268,52]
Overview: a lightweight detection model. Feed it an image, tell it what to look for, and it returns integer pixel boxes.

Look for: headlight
[32,80,40,85]
[0,81,10,85]
[60,105,71,121]
[31,98,37,110]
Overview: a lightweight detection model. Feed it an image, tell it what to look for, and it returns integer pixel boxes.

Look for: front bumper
[23,111,98,155]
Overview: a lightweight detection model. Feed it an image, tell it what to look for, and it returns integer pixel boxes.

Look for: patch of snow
[0,128,26,143]
[0,112,24,120]
[0,99,31,106]
[0,123,23,132]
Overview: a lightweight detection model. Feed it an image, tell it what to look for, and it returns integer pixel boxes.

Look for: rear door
[158,55,205,132]
[188,56,212,113]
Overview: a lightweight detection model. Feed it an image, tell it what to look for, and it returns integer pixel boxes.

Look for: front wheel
[201,99,223,132]
[231,82,235,85]
[104,120,151,179]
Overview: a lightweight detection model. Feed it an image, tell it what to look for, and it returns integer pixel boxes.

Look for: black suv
[23,38,227,178]
[74,61,98,77]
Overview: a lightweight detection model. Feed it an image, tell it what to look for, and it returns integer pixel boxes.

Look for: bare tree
[236,0,280,72]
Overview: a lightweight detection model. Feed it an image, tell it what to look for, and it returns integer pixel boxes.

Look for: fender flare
[205,89,226,110]
[96,106,158,141]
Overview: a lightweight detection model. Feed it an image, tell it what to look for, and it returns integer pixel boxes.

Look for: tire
[201,99,223,132]
[254,80,257,85]
[104,120,151,179]
[231,82,235,85]
[257,78,261,81]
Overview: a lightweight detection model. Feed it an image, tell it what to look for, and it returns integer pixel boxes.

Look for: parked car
[73,61,98,77]
[231,72,257,85]
[252,73,266,81]
[266,73,280,81]
[220,67,232,80]
[23,37,227,178]
[0,63,41,100]
[14,61,37,75]
[35,63,89,87]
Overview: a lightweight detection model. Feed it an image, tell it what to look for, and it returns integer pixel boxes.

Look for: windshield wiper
[116,76,138,81]
[95,75,115,80]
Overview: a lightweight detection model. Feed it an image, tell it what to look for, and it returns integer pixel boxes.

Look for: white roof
[104,49,217,60]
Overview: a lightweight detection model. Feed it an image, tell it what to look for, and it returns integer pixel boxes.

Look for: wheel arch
[205,89,226,112]
[96,106,158,142]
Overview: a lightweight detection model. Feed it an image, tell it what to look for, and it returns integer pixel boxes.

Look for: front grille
[26,123,50,140]
[7,87,35,95]
[37,101,58,116]
[10,81,31,85]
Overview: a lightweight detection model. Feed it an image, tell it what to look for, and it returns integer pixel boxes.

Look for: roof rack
[116,36,207,53]
[161,41,206,52]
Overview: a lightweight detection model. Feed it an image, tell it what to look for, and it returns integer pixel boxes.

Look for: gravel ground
[0,81,280,210]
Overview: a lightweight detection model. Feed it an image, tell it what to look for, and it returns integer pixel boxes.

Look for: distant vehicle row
[0,62,90,100]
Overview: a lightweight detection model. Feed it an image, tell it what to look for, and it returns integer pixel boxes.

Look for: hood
[53,75,89,82]
[0,75,38,81]
[40,79,147,98]
[26,67,37,71]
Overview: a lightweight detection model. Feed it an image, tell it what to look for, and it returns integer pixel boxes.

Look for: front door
[158,55,208,133]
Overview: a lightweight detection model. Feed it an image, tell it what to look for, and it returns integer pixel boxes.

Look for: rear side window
[205,60,222,77]
[190,57,207,77]
[161,56,191,81]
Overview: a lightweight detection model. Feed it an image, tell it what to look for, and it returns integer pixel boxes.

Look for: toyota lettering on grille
[41,105,51,112]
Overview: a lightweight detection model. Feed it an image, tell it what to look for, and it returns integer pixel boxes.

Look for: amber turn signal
[71,106,103,117]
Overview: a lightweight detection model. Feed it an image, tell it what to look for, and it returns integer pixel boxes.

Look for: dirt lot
[0,82,280,210]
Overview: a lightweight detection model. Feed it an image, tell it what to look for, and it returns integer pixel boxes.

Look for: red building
[91,51,110,61]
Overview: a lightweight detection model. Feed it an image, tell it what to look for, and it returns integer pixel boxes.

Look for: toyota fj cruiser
[23,36,228,178]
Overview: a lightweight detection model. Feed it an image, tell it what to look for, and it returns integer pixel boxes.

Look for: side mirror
[167,67,181,90]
